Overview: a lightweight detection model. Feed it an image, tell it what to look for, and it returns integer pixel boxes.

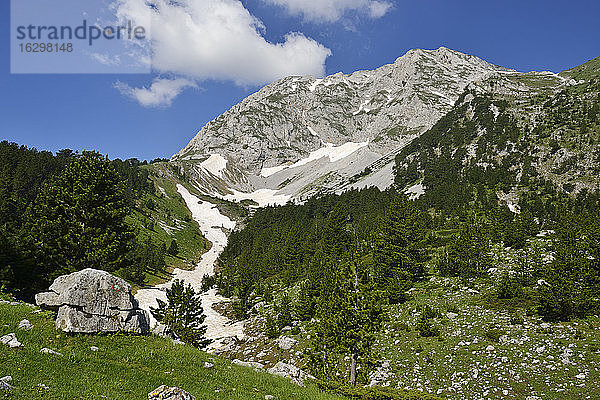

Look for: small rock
[0,381,12,391]
[0,376,13,391]
[148,385,195,400]
[0,333,23,348]
[536,346,546,354]
[18,319,33,331]
[276,336,298,351]
[267,362,314,387]
[233,359,265,369]
[91,346,99,352]
[40,348,63,356]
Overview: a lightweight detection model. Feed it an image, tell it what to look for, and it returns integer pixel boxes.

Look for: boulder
[233,359,265,369]
[148,385,195,400]
[18,319,33,331]
[276,336,297,350]
[152,323,180,341]
[35,269,149,334]
[267,361,315,387]
[0,376,13,391]
[0,333,23,348]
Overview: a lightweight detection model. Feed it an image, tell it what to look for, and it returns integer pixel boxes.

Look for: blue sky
[1,0,599,160]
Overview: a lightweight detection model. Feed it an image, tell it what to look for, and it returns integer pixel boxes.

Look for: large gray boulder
[35,269,149,334]
[148,385,195,400]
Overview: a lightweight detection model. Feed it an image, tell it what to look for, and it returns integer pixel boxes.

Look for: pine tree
[441,214,491,279]
[24,151,135,285]
[307,259,384,385]
[539,211,600,320]
[151,279,210,348]
[373,195,427,303]
[295,280,317,321]
[168,240,179,256]
[277,293,293,329]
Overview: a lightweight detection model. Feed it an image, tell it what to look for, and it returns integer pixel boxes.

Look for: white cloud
[115,78,197,107]
[262,0,393,22]
[114,0,332,86]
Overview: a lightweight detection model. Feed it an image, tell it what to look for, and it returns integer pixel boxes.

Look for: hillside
[0,299,346,400]
[394,63,600,213]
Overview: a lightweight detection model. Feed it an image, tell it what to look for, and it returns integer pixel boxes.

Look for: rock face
[148,385,195,400]
[172,47,512,200]
[267,361,315,387]
[35,269,149,334]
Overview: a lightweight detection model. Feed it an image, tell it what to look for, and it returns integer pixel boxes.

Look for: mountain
[171,48,597,205]
[394,58,600,212]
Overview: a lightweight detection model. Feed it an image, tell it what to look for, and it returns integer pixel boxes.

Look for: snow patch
[201,154,227,177]
[223,189,291,207]
[260,141,369,178]
[405,183,426,200]
[260,165,288,178]
[135,185,243,351]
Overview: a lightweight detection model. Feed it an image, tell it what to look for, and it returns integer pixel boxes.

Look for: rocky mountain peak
[171,48,524,202]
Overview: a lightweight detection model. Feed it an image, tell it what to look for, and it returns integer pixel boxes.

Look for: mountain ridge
[170,47,592,204]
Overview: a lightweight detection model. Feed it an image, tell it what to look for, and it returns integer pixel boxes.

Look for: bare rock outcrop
[267,361,315,387]
[35,269,149,334]
[148,385,195,400]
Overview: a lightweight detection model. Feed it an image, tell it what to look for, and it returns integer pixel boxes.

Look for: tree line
[0,141,166,299]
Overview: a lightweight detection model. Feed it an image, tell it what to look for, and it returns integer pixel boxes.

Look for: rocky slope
[172,48,596,204]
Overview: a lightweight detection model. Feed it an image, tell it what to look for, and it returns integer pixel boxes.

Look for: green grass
[561,56,600,81]
[0,302,346,400]
[374,276,600,399]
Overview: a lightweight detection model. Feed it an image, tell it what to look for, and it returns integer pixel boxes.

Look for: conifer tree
[307,259,384,386]
[440,214,491,279]
[24,151,135,285]
[151,279,210,348]
[168,240,179,256]
[373,195,427,303]
[539,211,600,320]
